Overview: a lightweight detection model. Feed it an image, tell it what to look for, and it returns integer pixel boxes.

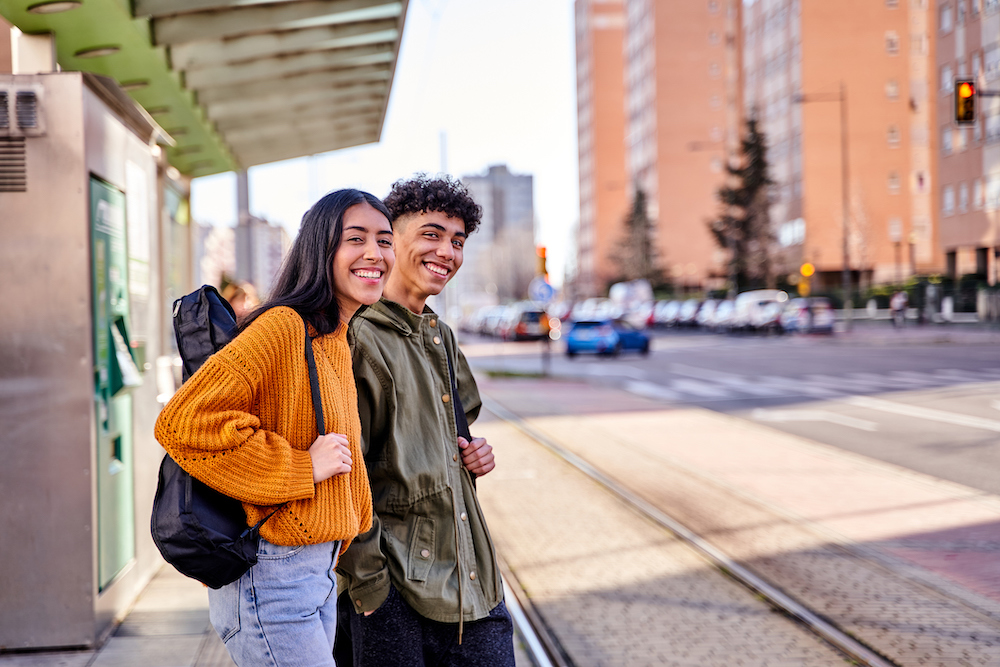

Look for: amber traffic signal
[955,79,977,125]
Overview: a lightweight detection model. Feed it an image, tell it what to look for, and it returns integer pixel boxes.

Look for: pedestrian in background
[891,290,908,328]
[338,175,516,666]
[154,189,395,667]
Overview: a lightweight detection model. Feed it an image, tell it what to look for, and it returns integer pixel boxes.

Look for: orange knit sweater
[154,306,372,549]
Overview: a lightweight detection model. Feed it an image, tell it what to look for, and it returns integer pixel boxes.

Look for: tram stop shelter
[0,0,408,651]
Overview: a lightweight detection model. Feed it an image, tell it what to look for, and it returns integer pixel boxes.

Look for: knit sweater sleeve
[154,308,316,505]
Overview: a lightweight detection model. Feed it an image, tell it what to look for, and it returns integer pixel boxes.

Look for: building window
[941,4,954,32]
[941,64,954,92]
[709,30,720,44]
[972,0,980,15]
[888,125,901,147]
[986,0,998,13]
[959,0,967,22]
[885,31,900,55]
[888,171,901,193]
[886,79,900,99]
[943,127,954,154]
[988,176,1000,210]
[709,62,721,77]
[708,0,720,14]
[985,45,1000,80]
[887,0,899,7]
[960,182,970,211]
[943,186,956,215]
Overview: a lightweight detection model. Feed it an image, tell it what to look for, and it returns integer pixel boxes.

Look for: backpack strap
[245,317,325,533]
[303,319,325,436]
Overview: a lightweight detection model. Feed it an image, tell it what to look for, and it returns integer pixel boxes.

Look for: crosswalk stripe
[755,376,844,398]
[624,380,682,401]
[670,378,734,398]
[803,374,882,393]
[621,367,996,403]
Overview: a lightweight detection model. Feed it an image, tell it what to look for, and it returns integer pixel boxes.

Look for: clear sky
[191,0,579,287]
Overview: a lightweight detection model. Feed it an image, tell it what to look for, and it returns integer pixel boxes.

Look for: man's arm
[452,335,495,476]
[337,337,392,613]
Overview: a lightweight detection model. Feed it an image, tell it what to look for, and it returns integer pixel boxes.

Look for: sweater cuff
[286,447,317,499]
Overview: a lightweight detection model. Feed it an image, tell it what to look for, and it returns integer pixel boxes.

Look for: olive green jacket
[339,298,503,623]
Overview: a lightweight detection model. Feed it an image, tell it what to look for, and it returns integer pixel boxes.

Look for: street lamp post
[795,82,852,330]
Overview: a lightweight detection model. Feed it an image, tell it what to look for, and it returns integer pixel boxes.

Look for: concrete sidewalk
[473,375,1000,666]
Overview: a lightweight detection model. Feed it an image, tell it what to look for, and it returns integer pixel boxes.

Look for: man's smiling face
[385,210,466,313]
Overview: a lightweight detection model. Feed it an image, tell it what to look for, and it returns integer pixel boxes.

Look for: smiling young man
[339,175,515,666]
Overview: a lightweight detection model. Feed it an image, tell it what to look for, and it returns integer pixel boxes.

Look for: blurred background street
[4,0,1000,664]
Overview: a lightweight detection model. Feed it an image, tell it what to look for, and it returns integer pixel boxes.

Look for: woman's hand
[309,433,353,482]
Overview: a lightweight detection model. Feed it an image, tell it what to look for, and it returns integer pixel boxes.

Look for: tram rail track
[484,396,897,667]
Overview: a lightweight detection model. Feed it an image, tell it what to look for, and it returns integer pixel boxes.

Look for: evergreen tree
[709,117,774,293]
[609,187,666,288]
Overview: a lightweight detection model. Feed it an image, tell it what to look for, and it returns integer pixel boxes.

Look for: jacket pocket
[406,516,435,582]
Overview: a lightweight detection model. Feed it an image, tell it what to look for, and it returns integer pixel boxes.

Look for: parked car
[676,299,703,327]
[565,319,651,357]
[732,290,788,332]
[652,300,681,327]
[707,299,736,332]
[696,299,719,328]
[499,302,550,341]
[780,297,835,334]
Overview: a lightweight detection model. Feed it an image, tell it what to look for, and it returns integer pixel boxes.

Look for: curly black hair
[383,173,482,235]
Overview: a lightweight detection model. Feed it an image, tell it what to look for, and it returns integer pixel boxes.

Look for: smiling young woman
[155,189,392,667]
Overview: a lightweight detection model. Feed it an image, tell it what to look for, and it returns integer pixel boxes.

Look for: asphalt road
[462,328,1000,496]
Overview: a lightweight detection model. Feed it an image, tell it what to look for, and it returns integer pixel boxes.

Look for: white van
[732,289,789,332]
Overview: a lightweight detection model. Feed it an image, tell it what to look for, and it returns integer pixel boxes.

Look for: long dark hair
[238,188,390,336]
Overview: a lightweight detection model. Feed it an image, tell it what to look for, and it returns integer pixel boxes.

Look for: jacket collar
[361,297,436,336]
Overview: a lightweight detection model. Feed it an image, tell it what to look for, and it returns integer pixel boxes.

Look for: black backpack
[150,286,306,589]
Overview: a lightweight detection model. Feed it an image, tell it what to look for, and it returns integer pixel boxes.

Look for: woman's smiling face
[332,202,394,322]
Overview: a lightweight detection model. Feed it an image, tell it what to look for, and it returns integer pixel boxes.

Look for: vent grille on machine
[15,91,37,130]
[0,91,8,130]
[0,137,27,192]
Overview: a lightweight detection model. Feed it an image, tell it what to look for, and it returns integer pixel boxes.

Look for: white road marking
[670,378,734,398]
[670,364,788,396]
[583,364,647,380]
[751,408,879,431]
[846,395,1000,432]
[624,380,682,401]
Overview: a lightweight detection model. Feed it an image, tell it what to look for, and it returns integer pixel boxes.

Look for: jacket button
[430,319,437,327]
[453,453,459,462]
[442,394,450,403]
[469,572,476,580]
[420,549,430,558]
[433,336,441,345]
[356,599,362,607]
[460,512,467,521]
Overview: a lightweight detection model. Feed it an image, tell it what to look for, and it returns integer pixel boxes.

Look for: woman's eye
[378,239,393,247]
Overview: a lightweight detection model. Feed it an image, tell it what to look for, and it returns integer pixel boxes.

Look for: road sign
[528,276,555,304]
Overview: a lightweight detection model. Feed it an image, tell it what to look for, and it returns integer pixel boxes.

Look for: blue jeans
[208,538,342,667]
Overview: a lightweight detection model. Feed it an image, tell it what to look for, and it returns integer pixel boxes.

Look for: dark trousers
[336,585,515,667]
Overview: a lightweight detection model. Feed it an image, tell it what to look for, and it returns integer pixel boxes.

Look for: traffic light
[536,245,547,276]
[955,79,977,125]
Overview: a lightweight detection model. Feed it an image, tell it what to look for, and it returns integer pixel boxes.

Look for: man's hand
[308,433,352,482]
[458,436,495,476]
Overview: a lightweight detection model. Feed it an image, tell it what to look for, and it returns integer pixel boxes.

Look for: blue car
[565,319,651,358]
